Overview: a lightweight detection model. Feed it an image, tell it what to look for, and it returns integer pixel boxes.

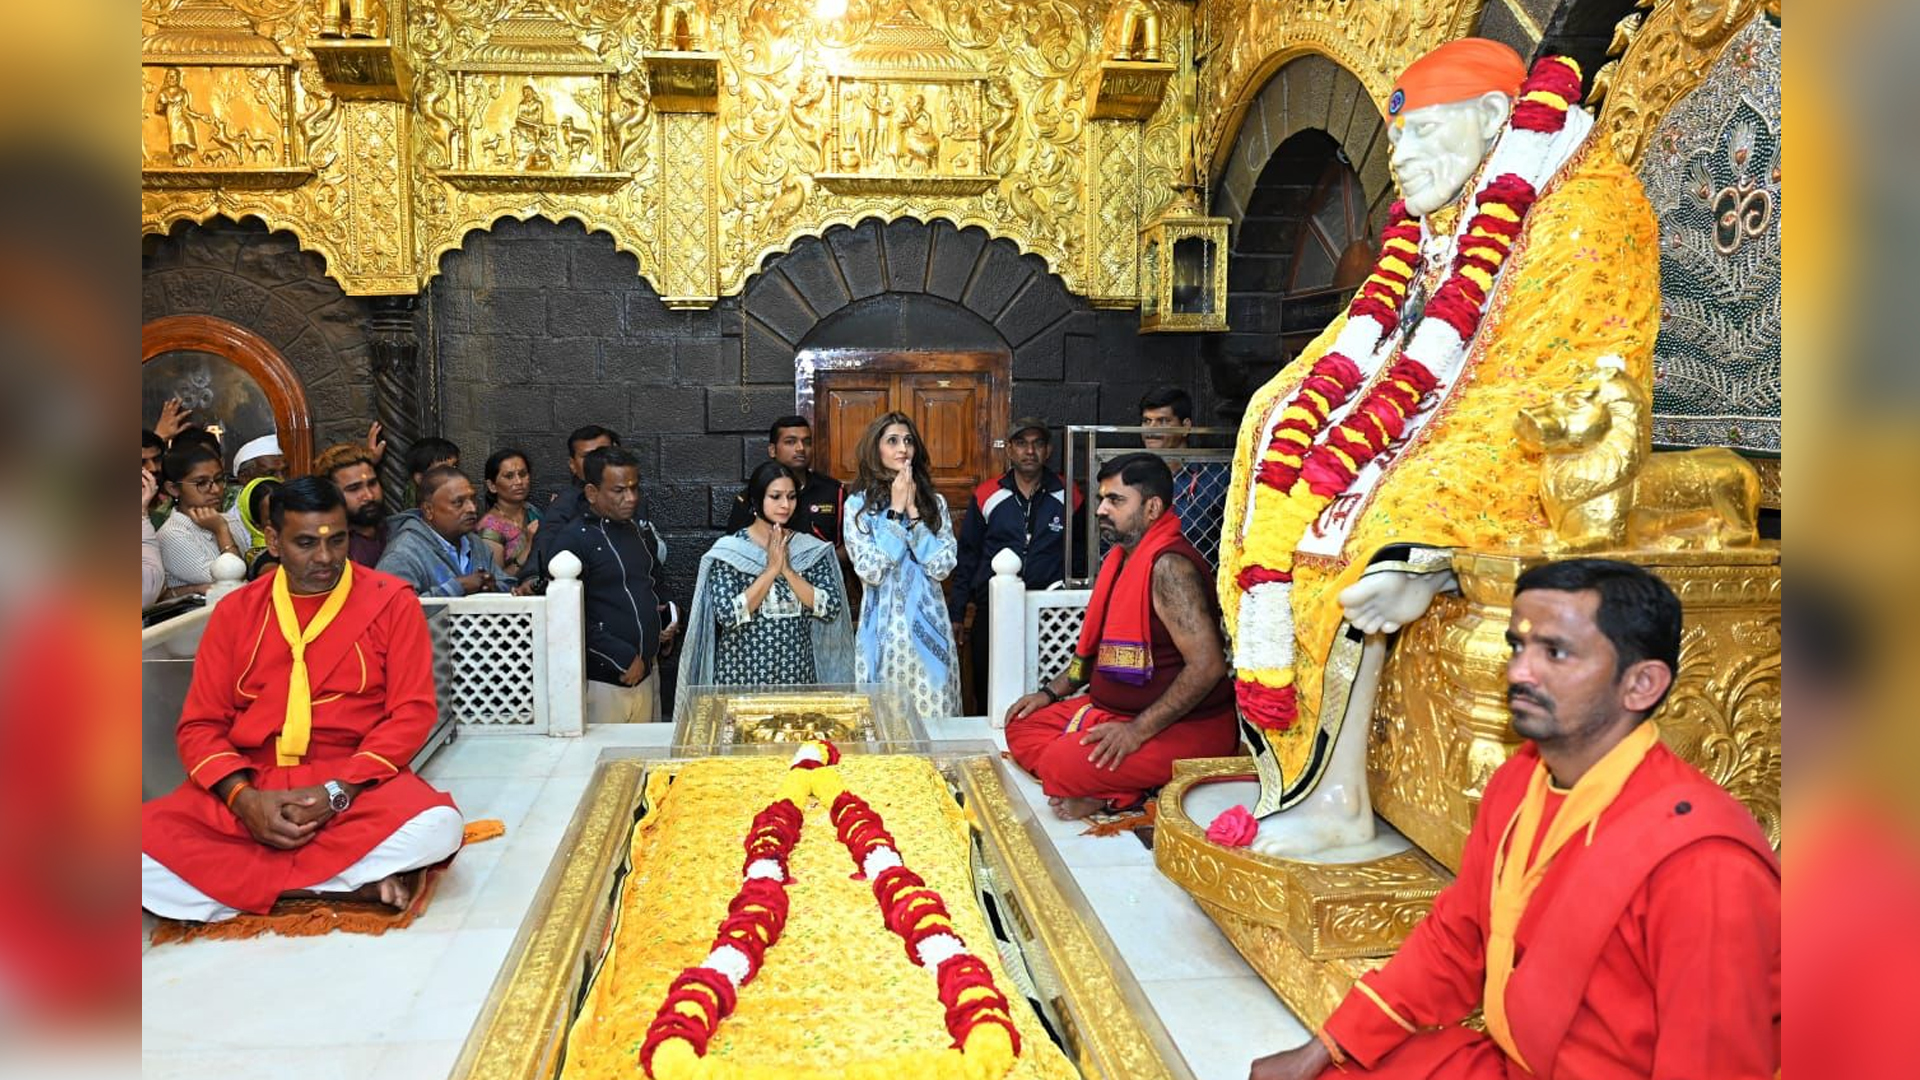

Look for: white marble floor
[141,721,1311,1080]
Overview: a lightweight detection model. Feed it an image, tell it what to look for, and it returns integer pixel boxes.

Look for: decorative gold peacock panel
[1190,0,1485,181]
[143,0,1207,300]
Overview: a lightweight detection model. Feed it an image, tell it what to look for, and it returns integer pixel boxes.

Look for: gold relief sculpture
[142,0,310,189]
[431,2,627,191]
[814,10,995,196]
[1516,355,1762,553]
[318,0,384,39]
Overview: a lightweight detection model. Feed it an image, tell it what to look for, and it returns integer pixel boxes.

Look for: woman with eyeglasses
[153,442,238,598]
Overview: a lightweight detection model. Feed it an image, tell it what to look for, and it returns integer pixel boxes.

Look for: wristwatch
[324,779,352,813]
[1041,684,1062,704]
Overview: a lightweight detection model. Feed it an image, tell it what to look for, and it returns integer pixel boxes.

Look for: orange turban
[1386,38,1526,120]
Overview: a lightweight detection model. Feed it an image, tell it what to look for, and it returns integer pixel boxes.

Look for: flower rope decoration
[638,741,1021,1080]
[1231,56,1585,732]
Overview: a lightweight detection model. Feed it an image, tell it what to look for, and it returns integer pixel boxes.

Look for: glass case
[671,682,927,757]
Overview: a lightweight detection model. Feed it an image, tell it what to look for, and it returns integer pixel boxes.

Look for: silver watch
[324,779,352,813]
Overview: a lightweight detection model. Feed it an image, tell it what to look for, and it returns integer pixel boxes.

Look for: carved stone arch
[142,314,315,476]
[142,209,352,297]
[423,210,652,292]
[1209,52,1395,251]
[1204,53,1394,416]
[739,216,1082,392]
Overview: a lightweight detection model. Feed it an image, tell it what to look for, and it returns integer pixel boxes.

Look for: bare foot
[1051,796,1104,821]
[374,871,420,910]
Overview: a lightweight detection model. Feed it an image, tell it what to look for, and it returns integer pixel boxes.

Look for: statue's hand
[1338,570,1458,635]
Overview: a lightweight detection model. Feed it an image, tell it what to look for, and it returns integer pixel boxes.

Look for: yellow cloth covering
[562,756,1077,1080]
[1220,143,1661,787]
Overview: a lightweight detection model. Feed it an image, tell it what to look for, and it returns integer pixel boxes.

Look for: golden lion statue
[1515,356,1760,552]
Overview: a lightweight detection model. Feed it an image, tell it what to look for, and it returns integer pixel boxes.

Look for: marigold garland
[638,741,1021,1080]
[1230,56,1584,733]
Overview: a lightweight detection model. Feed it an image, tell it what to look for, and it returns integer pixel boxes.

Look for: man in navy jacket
[949,417,1082,713]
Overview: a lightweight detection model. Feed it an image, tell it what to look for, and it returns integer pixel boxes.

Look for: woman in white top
[153,442,240,598]
[841,411,960,719]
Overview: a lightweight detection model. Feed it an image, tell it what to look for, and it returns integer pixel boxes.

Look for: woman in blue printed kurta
[843,412,961,719]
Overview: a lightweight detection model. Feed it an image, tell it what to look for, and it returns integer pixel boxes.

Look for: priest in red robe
[1249,558,1780,1080]
[1004,452,1237,820]
[142,476,464,921]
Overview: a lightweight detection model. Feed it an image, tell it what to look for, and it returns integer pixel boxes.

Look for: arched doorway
[142,314,314,476]
[1213,130,1378,411]
[1205,54,1393,417]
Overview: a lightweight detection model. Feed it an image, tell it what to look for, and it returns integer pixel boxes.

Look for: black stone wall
[141,217,378,451]
[428,215,1210,616]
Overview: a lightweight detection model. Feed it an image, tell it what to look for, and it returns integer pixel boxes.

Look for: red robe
[1321,741,1780,1079]
[1007,533,1236,807]
[141,567,459,914]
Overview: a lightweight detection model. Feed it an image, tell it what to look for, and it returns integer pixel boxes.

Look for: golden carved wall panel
[1591,0,1782,173]
[142,0,1203,300]
[1191,0,1484,182]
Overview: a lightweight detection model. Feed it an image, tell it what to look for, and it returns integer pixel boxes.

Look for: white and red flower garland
[638,741,1021,1080]
[1231,56,1587,733]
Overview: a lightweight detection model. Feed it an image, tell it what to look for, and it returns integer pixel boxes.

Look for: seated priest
[142,476,464,921]
[1003,452,1236,820]
[1249,559,1780,1080]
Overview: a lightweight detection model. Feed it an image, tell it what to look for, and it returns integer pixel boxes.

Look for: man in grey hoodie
[376,465,506,597]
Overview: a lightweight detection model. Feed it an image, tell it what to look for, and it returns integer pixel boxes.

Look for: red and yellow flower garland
[638,741,1021,1080]
[1231,56,1583,733]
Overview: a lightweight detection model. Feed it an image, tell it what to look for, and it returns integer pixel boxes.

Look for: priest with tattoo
[1003,453,1237,820]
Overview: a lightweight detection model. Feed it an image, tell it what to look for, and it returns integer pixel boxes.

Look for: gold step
[1154,757,1453,962]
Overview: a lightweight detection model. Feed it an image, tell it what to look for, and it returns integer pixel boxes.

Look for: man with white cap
[224,433,286,541]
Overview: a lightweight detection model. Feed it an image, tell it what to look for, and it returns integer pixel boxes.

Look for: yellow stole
[270,561,355,766]
[1483,721,1659,1071]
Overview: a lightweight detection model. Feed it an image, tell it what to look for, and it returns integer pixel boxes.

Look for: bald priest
[142,476,464,920]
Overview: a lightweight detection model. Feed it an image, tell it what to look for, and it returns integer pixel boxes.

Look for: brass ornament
[1515,356,1761,553]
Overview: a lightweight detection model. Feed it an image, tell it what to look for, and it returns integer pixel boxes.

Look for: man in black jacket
[548,446,677,723]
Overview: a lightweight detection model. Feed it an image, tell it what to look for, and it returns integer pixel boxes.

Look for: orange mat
[149,818,505,945]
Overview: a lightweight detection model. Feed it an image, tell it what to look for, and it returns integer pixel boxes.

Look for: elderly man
[1003,452,1235,819]
[142,477,464,920]
[376,465,505,596]
[224,433,286,544]
[951,416,1081,713]
[1220,39,1664,845]
[1249,559,1779,1079]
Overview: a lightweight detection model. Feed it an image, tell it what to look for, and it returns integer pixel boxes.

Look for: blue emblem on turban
[1387,88,1406,116]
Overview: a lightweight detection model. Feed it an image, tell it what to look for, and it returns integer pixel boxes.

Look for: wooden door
[802,349,1009,526]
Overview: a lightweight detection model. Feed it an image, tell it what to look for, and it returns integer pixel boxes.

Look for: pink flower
[1207,805,1258,848]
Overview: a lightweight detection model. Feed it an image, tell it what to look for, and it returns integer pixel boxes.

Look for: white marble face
[1387,92,1512,217]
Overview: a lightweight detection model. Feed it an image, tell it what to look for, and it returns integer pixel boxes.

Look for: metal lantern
[1139,184,1228,332]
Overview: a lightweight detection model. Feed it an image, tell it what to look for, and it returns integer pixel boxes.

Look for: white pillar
[205,552,247,604]
[986,548,1026,728]
[544,550,586,737]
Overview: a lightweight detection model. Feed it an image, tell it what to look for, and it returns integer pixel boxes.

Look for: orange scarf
[1069,511,1185,686]
[1483,721,1659,1071]
[270,561,355,765]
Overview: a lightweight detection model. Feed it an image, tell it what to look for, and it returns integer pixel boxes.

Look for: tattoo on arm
[1133,555,1228,736]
